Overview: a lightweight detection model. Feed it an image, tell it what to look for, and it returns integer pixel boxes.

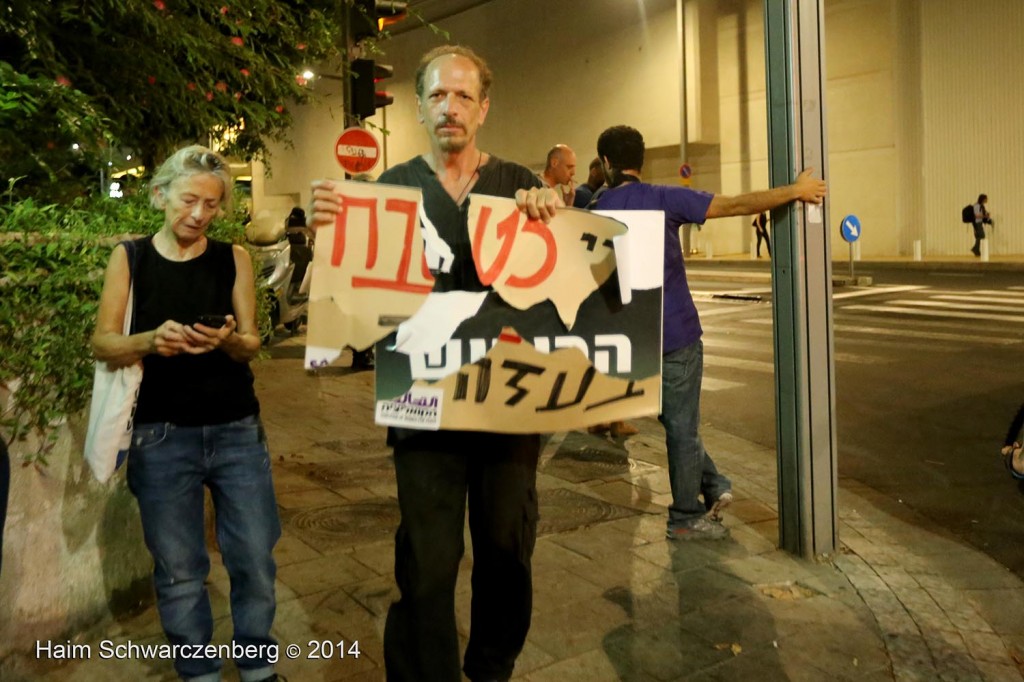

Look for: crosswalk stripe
[968,290,1024,299]
[931,294,1024,306]
[697,306,770,318]
[704,350,887,372]
[888,299,1024,314]
[843,304,1024,324]
[705,355,774,373]
[707,328,967,354]
[703,337,773,352]
[833,285,927,300]
[701,376,746,392]
[744,317,1021,344]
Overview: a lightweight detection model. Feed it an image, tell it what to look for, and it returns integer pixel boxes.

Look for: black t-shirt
[132,236,259,426]
[377,154,542,445]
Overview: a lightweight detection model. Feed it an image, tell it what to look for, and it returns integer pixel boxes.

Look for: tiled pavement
[2,335,1022,681]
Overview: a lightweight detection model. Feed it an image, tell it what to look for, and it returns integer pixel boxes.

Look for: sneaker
[610,421,639,437]
[666,516,729,541]
[706,491,734,522]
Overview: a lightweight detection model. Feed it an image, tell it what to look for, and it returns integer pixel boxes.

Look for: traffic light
[350,58,394,120]
[347,0,406,120]
[349,0,408,43]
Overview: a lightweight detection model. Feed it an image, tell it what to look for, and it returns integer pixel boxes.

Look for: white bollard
[913,240,922,261]
[705,240,713,259]
[750,236,758,260]
[852,241,862,261]
[981,239,990,262]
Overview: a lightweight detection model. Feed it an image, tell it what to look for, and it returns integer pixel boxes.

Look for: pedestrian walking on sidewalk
[594,125,827,541]
[753,212,771,258]
[92,146,283,682]
[970,193,992,257]
[309,45,562,682]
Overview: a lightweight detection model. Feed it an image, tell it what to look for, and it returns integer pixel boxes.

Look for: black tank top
[132,236,259,425]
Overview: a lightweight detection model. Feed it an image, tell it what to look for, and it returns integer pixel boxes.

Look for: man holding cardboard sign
[309,45,562,682]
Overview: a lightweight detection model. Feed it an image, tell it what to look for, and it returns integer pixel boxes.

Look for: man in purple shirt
[595,125,826,540]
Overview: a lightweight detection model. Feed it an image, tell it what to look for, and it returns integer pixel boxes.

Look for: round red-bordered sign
[335,127,380,174]
[679,163,692,179]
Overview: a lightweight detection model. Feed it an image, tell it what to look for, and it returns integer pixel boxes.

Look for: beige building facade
[259,0,1024,259]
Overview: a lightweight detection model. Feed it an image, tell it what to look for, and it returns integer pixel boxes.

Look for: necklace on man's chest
[436,152,483,205]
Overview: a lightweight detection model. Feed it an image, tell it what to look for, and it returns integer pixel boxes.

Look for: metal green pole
[763,0,838,559]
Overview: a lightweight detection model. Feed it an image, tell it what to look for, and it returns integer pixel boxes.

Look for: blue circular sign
[840,214,861,243]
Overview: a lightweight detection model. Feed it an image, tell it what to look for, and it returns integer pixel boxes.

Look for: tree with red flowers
[1,0,349,199]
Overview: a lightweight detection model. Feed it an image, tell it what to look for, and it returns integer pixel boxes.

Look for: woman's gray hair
[149,145,233,213]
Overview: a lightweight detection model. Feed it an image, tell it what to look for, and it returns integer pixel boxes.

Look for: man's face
[418,55,490,153]
[551,149,577,185]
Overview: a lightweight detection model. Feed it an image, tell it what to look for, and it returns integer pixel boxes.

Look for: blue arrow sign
[840,214,861,243]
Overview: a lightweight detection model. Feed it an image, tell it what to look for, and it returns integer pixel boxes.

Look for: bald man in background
[541,143,577,207]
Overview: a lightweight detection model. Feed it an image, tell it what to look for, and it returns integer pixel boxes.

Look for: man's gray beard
[437,138,467,153]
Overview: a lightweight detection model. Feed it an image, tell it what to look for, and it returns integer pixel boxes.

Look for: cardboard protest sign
[304,181,664,433]
[305,181,432,366]
[466,195,625,328]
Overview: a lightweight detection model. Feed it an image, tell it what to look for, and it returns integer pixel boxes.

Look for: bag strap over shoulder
[121,240,139,335]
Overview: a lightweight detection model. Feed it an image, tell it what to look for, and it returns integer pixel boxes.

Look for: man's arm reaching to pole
[706,169,826,219]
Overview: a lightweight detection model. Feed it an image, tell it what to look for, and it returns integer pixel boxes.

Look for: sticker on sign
[335,127,381,173]
[337,144,378,159]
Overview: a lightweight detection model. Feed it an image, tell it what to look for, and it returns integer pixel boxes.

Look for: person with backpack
[965,193,992,257]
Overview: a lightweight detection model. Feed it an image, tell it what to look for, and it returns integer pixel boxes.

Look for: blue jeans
[660,340,732,530]
[127,415,281,682]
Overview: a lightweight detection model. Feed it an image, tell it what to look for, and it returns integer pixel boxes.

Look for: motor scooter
[245,212,312,337]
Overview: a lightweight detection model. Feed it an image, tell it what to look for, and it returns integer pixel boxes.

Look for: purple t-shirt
[596,181,713,354]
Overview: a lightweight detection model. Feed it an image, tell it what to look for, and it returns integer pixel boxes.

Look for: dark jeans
[384,432,540,682]
[972,222,986,252]
[128,415,280,682]
[756,229,771,258]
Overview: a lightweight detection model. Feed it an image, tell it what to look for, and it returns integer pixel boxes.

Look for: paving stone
[524,646,657,682]
[603,623,731,681]
[889,585,954,632]
[885,632,939,671]
[859,589,919,636]
[972,660,1024,682]
[877,566,922,592]
[960,629,1014,664]
[962,588,1024,636]
[276,553,379,596]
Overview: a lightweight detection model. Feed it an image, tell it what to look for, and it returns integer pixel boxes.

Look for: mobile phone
[196,314,228,328]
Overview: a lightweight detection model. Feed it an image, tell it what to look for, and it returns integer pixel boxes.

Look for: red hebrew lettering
[472,208,557,289]
[472,206,518,286]
[505,219,556,288]
[351,198,433,294]
[330,195,378,268]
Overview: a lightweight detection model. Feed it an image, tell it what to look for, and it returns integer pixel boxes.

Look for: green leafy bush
[0,191,250,464]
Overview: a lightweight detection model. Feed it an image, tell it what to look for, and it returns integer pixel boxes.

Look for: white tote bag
[84,242,143,483]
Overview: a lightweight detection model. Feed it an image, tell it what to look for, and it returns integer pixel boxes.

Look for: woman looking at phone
[91,145,283,682]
